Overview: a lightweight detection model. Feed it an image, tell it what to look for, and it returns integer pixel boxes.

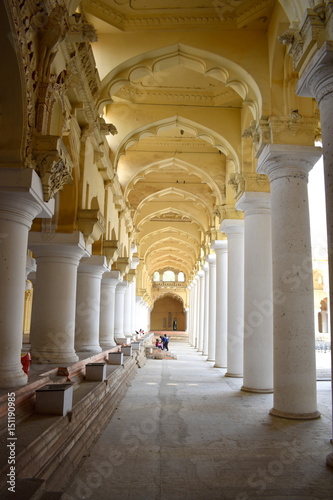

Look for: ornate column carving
[257,144,322,419]
[32,134,73,202]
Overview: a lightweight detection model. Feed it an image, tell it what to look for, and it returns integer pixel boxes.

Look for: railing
[152,281,187,288]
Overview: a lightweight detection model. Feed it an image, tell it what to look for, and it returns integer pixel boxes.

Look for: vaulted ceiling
[81,0,281,283]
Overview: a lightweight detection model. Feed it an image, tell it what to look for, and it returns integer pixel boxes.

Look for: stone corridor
[60,341,333,500]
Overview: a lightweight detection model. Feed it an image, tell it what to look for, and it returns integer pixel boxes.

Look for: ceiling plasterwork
[83,0,274,31]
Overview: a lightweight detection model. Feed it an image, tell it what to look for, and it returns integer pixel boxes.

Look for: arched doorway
[151,295,185,331]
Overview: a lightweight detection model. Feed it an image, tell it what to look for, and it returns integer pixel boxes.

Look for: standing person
[160,335,165,350]
[163,334,169,351]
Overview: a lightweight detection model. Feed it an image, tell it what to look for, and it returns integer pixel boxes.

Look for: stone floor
[60,341,333,500]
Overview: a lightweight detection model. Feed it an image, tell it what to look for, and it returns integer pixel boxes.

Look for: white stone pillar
[236,193,273,392]
[185,308,189,333]
[25,254,36,284]
[123,280,132,339]
[100,270,122,348]
[194,273,200,349]
[296,41,333,453]
[206,254,217,362]
[257,144,321,419]
[191,278,198,347]
[211,240,228,368]
[221,220,244,377]
[203,263,209,356]
[29,231,86,364]
[131,277,137,334]
[135,297,143,331]
[198,270,205,352]
[75,255,109,352]
[114,281,127,343]
[0,169,54,387]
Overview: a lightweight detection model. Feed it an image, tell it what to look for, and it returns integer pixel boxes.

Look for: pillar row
[257,144,322,419]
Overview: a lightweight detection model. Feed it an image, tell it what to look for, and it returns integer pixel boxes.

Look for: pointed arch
[98,42,262,120]
[114,115,239,171]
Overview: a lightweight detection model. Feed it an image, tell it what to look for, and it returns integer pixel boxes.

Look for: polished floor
[61,341,333,500]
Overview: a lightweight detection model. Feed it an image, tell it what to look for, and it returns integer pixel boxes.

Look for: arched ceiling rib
[81,0,286,293]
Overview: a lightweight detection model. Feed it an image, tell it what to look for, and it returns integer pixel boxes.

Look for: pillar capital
[197,270,205,279]
[29,231,86,262]
[257,144,322,183]
[220,219,244,237]
[116,280,128,294]
[102,269,122,286]
[235,191,271,216]
[78,255,109,276]
[0,168,54,224]
[297,41,333,104]
[211,239,228,252]
[205,254,216,265]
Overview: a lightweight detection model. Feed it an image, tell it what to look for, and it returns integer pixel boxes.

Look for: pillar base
[100,341,117,349]
[326,452,333,468]
[241,385,273,394]
[214,363,227,368]
[75,345,102,353]
[206,358,215,362]
[0,368,28,388]
[115,337,127,344]
[225,372,243,378]
[269,407,321,420]
[31,350,79,364]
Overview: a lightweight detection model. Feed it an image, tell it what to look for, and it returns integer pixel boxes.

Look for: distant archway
[151,294,185,331]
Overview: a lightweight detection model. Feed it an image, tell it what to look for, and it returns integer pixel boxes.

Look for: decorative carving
[77,209,106,245]
[98,117,118,136]
[278,29,297,46]
[68,13,98,43]
[103,240,120,263]
[112,257,131,276]
[150,212,192,223]
[242,118,271,156]
[227,173,269,200]
[278,8,326,71]
[37,4,68,82]
[33,134,73,201]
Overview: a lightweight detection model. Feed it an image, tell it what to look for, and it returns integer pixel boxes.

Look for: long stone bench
[0,345,147,497]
